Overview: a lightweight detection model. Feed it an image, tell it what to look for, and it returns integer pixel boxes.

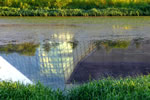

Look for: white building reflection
[0,32,94,89]
[38,32,94,85]
[37,32,76,89]
[0,56,32,85]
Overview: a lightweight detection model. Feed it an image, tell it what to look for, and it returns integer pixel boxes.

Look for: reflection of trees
[67,40,78,49]
[43,42,59,53]
[112,25,132,30]
[112,25,132,34]
[94,38,145,51]
[94,40,130,51]
[0,43,39,56]
[133,38,144,49]
[43,40,78,53]
[43,32,78,52]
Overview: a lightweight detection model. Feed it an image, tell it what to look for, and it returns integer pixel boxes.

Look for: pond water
[0,17,150,89]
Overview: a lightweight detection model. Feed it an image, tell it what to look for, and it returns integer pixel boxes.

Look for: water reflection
[39,41,74,82]
[0,56,33,84]
[112,25,132,30]
[1,17,150,44]
[94,39,130,52]
[68,38,150,83]
[43,42,59,53]
[0,33,93,89]
[1,34,150,88]
[0,43,39,56]
[133,37,144,49]
[1,17,150,89]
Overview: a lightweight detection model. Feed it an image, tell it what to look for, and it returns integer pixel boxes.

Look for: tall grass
[0,75,150,100]
[67,75,150,100]
[0,0,150,9]
[0,81,64,100]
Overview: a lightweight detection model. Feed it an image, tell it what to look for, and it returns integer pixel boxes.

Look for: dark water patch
[68,37,150,83]
[68,62,150,83]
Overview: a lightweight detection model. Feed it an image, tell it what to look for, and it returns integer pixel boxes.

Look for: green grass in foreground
[0,81,64,100]
[0,75,150,100]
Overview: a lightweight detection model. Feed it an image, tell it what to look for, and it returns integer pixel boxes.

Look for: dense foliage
[0,75,150,100]
[1,7,150,16]
[0,0,150,9]
[0,0,150,16]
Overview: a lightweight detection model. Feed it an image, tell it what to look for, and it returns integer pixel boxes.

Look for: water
[0,17,150,89]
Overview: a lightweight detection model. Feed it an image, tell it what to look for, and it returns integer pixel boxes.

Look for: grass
[67,75,150,100]
[0,7,149,16]
[0,81,64,100]
[0,0,150,9]
[0,75,150,100]
[0,0,150,16]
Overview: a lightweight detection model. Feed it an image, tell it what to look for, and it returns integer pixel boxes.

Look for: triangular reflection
[0,56,33,85]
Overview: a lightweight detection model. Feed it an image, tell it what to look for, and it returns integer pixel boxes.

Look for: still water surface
[0,17,150,89]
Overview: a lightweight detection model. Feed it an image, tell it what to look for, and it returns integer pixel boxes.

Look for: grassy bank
[0,0,150,9]
[0,75,150,100]
[0,0,150,16]
[0,7,150,16]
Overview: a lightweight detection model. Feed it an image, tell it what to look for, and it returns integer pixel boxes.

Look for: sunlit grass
[0,7,148,16]
[67,75,150,100]
[0,0,150,16]
[0,75,150,100]
[0,0,150,9]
